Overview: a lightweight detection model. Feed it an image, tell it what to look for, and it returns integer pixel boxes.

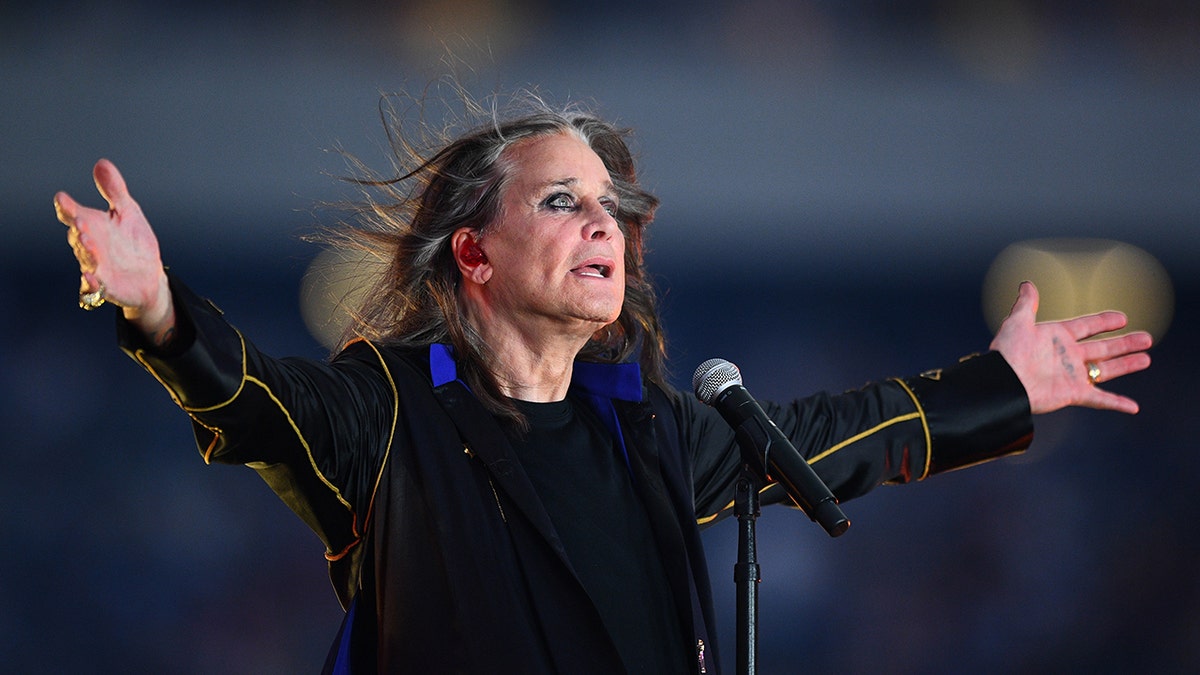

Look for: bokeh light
[300,247,388,350]
[982,238,1174,341]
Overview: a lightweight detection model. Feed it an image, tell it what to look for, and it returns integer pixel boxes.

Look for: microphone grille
[692,358,742,404]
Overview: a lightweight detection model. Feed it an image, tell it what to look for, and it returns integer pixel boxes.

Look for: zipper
[466,444,507,523]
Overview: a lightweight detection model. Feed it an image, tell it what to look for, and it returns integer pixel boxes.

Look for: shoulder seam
[359,339,400,537]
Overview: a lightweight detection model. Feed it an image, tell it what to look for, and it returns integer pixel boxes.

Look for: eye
[600,198,619,217]
[544,193,576,211]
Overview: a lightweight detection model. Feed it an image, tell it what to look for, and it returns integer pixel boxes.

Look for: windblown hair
[333,92,666,424]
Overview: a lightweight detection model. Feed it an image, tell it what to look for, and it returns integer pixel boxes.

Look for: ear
[451,228,491,284]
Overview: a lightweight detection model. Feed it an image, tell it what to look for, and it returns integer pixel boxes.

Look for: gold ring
[1086,361,1101,385]
[79,283,106,311]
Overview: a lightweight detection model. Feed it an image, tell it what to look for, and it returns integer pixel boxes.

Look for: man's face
[474,132,626,336]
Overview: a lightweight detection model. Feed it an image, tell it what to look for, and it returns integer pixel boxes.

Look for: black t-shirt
[507,395,691,675]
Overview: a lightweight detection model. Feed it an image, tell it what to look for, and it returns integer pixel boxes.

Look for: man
[55,104,1151,673]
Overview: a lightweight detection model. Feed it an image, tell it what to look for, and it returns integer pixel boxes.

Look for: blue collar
[429,343,643,472]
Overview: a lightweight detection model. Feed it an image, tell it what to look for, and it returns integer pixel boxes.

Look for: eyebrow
[541,177,618,197]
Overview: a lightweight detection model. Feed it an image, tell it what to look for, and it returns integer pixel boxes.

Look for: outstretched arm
[990,281,1153,415]
[54,159,177,346]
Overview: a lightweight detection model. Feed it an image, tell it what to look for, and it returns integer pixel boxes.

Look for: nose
[582,199,617,241]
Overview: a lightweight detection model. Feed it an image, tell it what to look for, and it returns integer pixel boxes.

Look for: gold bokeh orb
[300,248,389,350]
[983,238,1174,341]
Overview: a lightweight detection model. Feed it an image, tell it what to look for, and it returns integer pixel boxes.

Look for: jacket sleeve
[115,272,398,577]
[670,351,1033,525]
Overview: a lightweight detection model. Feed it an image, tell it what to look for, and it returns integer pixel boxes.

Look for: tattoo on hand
[1054,337,1075,377]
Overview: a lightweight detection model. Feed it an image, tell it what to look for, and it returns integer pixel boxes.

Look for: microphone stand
[695,358,849,672]
[734,465,763,675]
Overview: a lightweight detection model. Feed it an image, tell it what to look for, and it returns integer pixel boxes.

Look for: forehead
[503,132,611,188]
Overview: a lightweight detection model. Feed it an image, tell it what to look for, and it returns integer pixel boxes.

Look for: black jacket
[118,276,1032,674]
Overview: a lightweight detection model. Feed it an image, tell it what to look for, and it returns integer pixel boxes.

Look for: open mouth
[572,263,612,279]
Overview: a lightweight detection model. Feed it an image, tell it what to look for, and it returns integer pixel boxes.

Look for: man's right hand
[55,159,177,346]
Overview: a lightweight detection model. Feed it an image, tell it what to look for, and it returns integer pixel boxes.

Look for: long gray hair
[335,92,665,424]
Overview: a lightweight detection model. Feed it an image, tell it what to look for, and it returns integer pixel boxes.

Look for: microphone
[693,358,849,537]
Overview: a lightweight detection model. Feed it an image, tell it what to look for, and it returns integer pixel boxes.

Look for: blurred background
[3,1,1197,672]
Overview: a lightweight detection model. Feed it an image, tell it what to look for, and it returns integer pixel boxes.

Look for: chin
[563,285,623,328]
[599,300,624,325]
[583,292,624,323]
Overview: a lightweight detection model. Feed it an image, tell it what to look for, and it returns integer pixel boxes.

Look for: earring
[461,240,488,265]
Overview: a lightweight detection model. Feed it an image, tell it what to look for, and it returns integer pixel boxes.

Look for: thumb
[1007,280,1039,323]
[93,158,131,209]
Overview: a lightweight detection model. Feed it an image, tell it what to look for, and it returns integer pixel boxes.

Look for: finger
[67,224,83,254]
[1083,388,1140,415]
[80,273,100,294]
[1089,352,1152,384]
[56,188,111,239]
[67,224,98,271]
[1081,330,1154,362]
[54,191,79,226]
[1060,310,1129,341]
[93,158,130,210]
